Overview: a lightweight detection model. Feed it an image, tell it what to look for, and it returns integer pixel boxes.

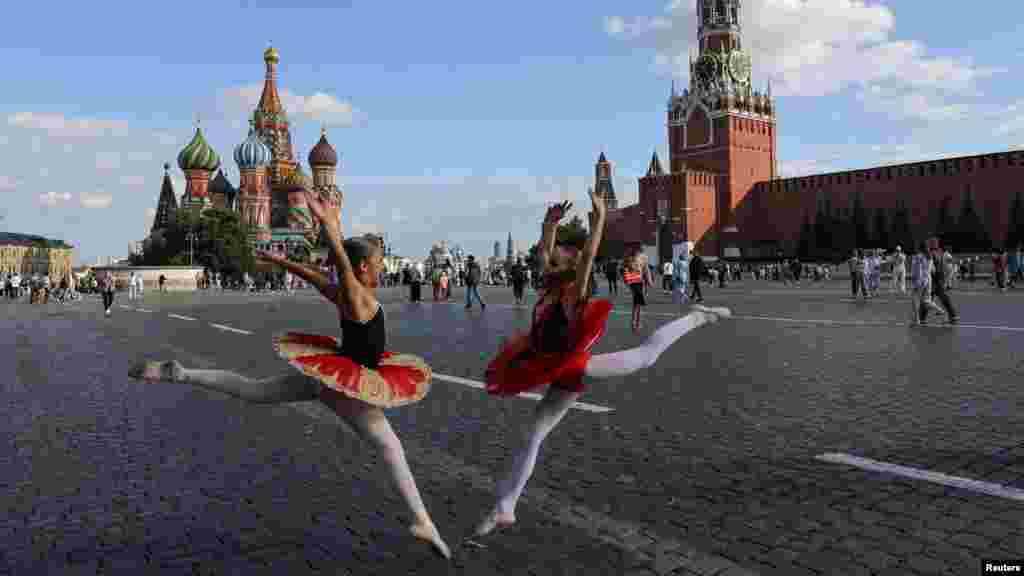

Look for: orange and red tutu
[485,299,613,395]
[273,332,430,408]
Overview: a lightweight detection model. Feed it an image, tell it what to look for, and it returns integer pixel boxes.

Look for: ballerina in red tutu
[128,190,451,558]
[476,188,730,536]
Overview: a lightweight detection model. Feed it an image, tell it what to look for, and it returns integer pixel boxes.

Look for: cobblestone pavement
[3,281,1023,575]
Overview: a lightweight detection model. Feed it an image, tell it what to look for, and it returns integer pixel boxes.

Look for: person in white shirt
[890,246,906,294]
[11,273,22,299]
[128,272,137,301]
[136,272,145,297]
[943,248,955,290]
[662,260,674,292]
[284,270,293,294]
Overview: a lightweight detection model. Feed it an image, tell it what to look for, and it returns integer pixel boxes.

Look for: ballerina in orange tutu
[128,190,451,558]
[476,188,730,537]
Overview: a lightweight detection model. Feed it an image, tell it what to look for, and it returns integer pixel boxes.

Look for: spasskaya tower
[667,0,776,254]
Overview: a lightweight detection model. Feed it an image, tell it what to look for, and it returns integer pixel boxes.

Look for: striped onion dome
[234,125,272,169]
[282,164,312,190]
[177,127,220,172]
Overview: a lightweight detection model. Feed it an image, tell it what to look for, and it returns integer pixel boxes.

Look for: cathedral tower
[234,122,273,243]
[253,45,297,186]
[594,152,618,210]
[177,125,221,211]
[308,127,343,242]
[669,0,775,248]
[151,163,178,233]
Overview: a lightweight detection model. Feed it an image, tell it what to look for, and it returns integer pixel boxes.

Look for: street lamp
[186,233,196,266]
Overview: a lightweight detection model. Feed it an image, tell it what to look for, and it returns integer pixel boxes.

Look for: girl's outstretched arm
[575,190,606,301]
[254,251,338,303]
[305,191,362,305]
[538,201,570,276]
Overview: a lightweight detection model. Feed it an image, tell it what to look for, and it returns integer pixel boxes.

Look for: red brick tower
[669,0,776,256]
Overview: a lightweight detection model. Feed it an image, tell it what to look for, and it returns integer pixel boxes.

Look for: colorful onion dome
[282,164,312,190]
[177,126,220,172]
[264,45,279,63]
[308,127,338,167]
[234,125,272,169]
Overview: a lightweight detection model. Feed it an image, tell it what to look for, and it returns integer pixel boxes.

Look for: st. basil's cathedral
[602,0,1024,262]
[148,46,343,260]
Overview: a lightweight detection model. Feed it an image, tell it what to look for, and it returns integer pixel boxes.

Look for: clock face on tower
[695,54,719,90]
[728,51,752,84]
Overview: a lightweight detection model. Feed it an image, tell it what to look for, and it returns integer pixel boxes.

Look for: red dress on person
[272,305,431,408]
[485,277,613,395]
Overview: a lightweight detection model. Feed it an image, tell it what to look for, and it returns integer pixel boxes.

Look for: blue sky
[2,0,1023,266]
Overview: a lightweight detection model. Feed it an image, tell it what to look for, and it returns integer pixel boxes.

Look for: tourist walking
[464,255,486,310]
[848,250,867,299]
[604,258,619,298]
[688,249,705,303]
[662,259,674,292]
[128,272,138,301]
[623,250,649,333]
[673,250,690,308]
[158,274,167,292]
[130,190,452,559]
[890,246,906,294]
[100,271,115,316]
[476,192,730,538]
[409,266,423,302]
[510,257,528,305]
[993,247,1008,291]
[922,237,958,324]
[910,241,945,325]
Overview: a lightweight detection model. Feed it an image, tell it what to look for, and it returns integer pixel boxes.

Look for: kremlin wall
[602,0,1023,262]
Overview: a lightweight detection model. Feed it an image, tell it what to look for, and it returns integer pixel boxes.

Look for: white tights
[167,367,434,528]
[487,308,723,524]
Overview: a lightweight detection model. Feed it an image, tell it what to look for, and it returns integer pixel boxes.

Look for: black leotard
[338,304,386,369]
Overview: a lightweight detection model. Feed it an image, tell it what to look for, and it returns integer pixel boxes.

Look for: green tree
[935,196,955,246]
[890,208,913,253]
[954,192,990,252]
[1008,190,1024,250]
[873,208,890,250]
[798,212,813,260]
[852,192,868,248]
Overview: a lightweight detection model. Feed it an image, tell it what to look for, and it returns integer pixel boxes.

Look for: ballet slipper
[475,509,516,537]
[129,360,185,383]
[410,521,452,559]
[692,304,731,321]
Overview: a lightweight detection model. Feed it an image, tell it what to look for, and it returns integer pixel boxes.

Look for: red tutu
[272,332,431,408]
[485,299,613,395]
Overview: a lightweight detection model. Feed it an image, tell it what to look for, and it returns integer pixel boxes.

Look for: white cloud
[120,175,147,189]
[217,84,364,129]
[95,151,122,173]
[857,88,970,122]
[0,176,17,191]
[80,192,114,209]
[607,1,1002,100]
[39,192,72,207]
[8,112,128,139]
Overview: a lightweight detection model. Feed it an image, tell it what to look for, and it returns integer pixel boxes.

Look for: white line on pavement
[817,453,1024,502]
[136,308,152,313]
[167,314,198,321]
[446,301,1024,332]
[432,373,614,414]
[209,323,254,335]
[118,305,132,309]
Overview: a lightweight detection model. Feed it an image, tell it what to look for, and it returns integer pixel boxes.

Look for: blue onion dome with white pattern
[234,124,272,169]
[177,126,220,172]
